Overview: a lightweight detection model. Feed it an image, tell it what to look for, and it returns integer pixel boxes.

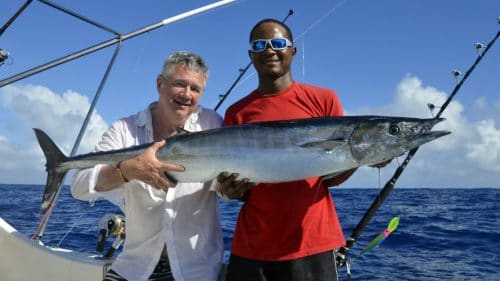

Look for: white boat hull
[0,216,112,281]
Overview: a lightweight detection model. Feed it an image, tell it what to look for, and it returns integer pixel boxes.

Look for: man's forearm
[95,163,128,191]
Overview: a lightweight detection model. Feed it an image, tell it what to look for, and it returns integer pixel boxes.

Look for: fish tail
[34,128,69,214]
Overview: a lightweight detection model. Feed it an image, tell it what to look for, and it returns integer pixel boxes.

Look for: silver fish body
[158,116,447,183]
[35,115,449,213]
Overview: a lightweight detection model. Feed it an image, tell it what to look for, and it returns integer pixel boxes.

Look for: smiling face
[156,64,205,125]
[249,21,296,81]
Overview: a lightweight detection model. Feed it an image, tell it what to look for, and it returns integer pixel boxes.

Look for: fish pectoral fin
[320,171,344,180]
[299,138,347,151]
[176,128,191,135]
[163,172,178,186]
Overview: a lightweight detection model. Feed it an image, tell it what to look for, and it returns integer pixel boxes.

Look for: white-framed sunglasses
[249,38,293,52]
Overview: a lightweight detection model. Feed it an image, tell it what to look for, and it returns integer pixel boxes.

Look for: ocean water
[0,184,498,281]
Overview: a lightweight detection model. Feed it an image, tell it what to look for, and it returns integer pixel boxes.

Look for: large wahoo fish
[35,116,449,214]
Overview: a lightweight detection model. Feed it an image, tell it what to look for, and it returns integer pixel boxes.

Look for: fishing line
[56,202,94,247]
[377,168,381,189]
[302,40,305,80]
[336,20,500,272]
[293,0,347,42]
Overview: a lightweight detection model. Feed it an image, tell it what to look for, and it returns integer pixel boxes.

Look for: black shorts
[103,257,175,281]
[224,250,338,281]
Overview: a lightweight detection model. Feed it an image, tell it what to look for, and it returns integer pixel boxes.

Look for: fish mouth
[419,117,446,134]
[429,117,447,131]
[418,130,451,143]
[410,117,450,146]
[431,117,446,126]
[418,117,450,142]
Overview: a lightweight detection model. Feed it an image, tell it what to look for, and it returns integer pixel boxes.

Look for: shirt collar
[135,102,202,131]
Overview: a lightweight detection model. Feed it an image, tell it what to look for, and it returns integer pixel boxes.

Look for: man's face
[249,22,295,79]
[157,64,205,123]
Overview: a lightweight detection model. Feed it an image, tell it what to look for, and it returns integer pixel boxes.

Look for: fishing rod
[336,20,500,273]
[32,42,123,241]
[36,0,121,36]
[213,9,294,112]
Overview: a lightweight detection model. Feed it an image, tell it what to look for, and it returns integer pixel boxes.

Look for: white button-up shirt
[71,103,224,281]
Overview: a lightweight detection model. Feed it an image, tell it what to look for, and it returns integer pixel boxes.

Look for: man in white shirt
[71,51,224,281]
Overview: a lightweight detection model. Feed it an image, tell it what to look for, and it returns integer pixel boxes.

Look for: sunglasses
[249,38,293,52]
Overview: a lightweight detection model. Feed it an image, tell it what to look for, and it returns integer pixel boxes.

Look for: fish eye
[389,124,401,135]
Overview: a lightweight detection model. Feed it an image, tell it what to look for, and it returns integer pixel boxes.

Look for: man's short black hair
[249,19,293,42]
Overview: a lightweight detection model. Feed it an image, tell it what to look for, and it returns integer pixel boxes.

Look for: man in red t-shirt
[216,19,357,281]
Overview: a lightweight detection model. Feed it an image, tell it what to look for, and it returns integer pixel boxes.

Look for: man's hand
[120,140,185,191]
[216,172,255,200]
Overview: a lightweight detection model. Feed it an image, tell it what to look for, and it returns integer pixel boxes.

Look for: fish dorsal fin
[299,138,347,152]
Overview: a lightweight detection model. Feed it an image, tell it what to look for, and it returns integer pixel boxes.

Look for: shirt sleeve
[223,106,239,126]
[324,88,344,117]
[70,121,127,208]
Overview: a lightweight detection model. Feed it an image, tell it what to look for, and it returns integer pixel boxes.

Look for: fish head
[349,116,450,165]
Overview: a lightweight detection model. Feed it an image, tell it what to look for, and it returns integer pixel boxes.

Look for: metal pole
[34,42,123,241]
[37,0,121,35]
[0,0,34,36]
[30,0,237,240]
[0,0,237,88]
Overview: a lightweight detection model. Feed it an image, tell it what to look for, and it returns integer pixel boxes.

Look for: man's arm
[72,136,184,203]
[95,140,184,192]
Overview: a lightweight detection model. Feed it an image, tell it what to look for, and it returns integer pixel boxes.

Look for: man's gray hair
[161,51,209,81]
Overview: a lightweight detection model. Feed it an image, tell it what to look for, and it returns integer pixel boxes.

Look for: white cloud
[0,84,108,184]
[472,97,487,110]
[465,119,500,172]
[345,75,500,188]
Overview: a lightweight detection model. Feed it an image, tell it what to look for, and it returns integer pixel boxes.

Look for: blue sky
[0,0,499,188]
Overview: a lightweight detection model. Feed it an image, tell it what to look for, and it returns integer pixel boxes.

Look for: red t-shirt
[224,82,346,261]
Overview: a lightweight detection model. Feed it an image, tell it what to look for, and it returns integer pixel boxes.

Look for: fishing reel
[96,213,125,259]
[0,48,9,66]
